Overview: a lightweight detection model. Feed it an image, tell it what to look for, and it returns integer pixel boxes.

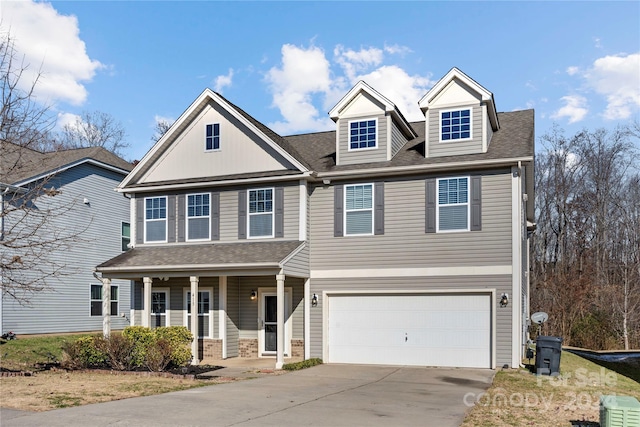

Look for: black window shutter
[167,195,176,242]
[136,197,144,244]
[374,182,384,235]
[238,191,247,239]
[334,185,343,237]
[425,179,436,233]
[211,192,220,240]
[177,194,185,242]
[470,176,482,231]
[275,187,284,238]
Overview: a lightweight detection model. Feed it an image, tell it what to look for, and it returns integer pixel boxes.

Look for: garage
[327,293,492,368]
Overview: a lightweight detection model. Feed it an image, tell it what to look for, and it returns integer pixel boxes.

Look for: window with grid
[345,184,373,235]
[441,109,471,141]
[90,284,118,316]
[151,291,167,328]
[437,177,469,231]
[248,188,273,238]
[205,123,220,151]
[145,197,167,242]
[349,119,377,150]
[186,290,211,338]
[187,193,210,240]
[121,222,130,251]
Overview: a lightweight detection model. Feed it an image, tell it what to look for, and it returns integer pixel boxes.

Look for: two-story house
[97,68,535,370]
[1,144,132,335]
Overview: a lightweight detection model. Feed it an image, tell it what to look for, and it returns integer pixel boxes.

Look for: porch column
[304,278,310,360]
[219,276,227,359]
[142,277,152,328]
[102,278,111,338]
[276,273,285,369]
[190,276,199,365]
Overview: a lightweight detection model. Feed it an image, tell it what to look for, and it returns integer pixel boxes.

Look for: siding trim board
[311,265,512,279]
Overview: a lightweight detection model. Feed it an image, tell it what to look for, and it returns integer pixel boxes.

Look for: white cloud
[552,95,588,124]
[213,69,234,93]
[56,112,81,130]
[566,66,579,76]
[583,53,640,120]
[2,1,103,106]
[334,45,384,82]
[384,44,412,56]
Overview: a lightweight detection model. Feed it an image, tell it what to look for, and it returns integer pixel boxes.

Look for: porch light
[500,293,509,307]
[311,293,318,307]
[250,290,257,301]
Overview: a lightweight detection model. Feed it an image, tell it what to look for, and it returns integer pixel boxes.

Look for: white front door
[259,289,291,356]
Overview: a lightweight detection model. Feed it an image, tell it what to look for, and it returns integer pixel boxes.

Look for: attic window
[441,109,471,141]
[349,119,377,150]
[205,123,220,151]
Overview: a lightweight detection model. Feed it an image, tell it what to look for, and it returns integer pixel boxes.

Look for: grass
[0,333,90,371]
[461,351,640,427]
[282,358,322,371]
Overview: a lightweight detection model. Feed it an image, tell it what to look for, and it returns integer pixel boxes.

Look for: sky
[2,1,639,162]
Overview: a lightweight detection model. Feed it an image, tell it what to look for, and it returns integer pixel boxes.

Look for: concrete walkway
[1,364,495,427]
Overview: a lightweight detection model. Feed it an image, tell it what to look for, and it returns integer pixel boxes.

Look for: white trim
[204,123,221,152]
[511,165,522,368]
[258,287,292,357]
[311,265,512,279]
[219,276,227,359]
[129,197,136,249]
[419,67,493,110]
[143,196,168,244]
[121,221,131,251]
[186,192,211,242]
[150,287,170,328]
[439,107,473,143]
[280,242,306,266]
[183,287,214,339]
[347,117,378,152]
[386,115,392,160]
[90,283,119,317]
[344,183,374,236]
[298,180,307,241]
[481,104,488,153]
[436,176,470,233]
[304,278,311,360]
[247,187,275,239]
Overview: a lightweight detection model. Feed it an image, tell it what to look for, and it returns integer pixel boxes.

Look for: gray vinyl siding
[427,105,484,157]
[338,113,388,165]
[390,121,408,158]
[282,245,309,277]
[310,170,512,270]
[226,277,240,357]
[238,277,261,338]
[309,275,513,367]
[1,164,131,334]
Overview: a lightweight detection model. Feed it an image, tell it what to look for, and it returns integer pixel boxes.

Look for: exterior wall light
[311,293,318,307]
[500,293,509,307]
[250,290,257,301]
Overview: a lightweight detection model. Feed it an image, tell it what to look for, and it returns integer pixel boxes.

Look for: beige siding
[338,113,388,165]
[309,275,513,367]
[390,121,408,158]
[237,277,262,338]
[283,245,309,277]
[226,277,240,357]
[309,170,512,270]
[427,105,484,157]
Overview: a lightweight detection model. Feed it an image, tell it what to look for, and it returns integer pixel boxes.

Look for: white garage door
[327,293,491,368]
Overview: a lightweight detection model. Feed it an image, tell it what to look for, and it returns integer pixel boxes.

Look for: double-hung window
[145,197,167,242]
[187,193,210,241]
[205,123,220,151]
[90,284,118,316]
[121,222,130,251]
[349,119,377,150]
[437,177,469,231]
[185,289,212,338]
[248,188,273,238]
[151,290,168,328]
[345,184,373,235]
[441,109,471,141]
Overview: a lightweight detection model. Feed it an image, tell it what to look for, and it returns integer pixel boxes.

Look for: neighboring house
[0,143,133,334]
[97,68,535,369]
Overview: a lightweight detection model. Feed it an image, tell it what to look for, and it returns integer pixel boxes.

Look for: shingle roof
[1,142,133,185]
[97,240,304,272]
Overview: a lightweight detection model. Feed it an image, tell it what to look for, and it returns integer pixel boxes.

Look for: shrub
[62,336,107,369]
[144,338,173,372]
[155,326,193,367]
[95,334,135,371]
[282,358,323,371]
[122,326,155,367]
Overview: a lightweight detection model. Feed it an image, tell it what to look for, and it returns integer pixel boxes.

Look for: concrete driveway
[1,364,495,426]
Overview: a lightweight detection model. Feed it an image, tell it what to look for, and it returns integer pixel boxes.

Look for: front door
[259,290,291,356]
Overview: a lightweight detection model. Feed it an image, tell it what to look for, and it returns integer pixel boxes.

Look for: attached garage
[326,293,492,368]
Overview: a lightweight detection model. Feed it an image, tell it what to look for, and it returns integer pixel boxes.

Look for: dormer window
[349,118,377,150]
[205,123,220,151]
[441,109,471,141]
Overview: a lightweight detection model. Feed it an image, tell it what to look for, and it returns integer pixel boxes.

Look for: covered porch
[96,241,310,369]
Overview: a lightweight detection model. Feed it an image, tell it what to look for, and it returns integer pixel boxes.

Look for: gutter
[96,261,282,274]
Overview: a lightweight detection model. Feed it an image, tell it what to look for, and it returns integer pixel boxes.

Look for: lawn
[461,351,640,427]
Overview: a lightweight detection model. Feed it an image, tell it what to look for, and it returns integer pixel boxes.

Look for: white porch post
[102,278,111,338]
[304,278,311,360]
[190,276,199,365]
[142,277,152,327]
[219,276,227,359]
[276,273,285,369]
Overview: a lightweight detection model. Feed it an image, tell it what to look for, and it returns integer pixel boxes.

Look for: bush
[154,326,192,367]
[95,334,135,371]
[62,336,107,369]
[144,338,173,372]
[122,326,155,367]
[282,358,323,371]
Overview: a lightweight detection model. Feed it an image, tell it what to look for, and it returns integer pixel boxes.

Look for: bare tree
[151,118,173,143]
[57,110,129,157]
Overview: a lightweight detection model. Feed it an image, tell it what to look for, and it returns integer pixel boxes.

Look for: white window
[344,184,374,235]
[187,193,210,241]
[90,284,118,316]
[248,188,274,238]
[440,108,472,141]
[151,289,169,328]
[348,118,377,150]
[184,289,213,338]
[205,123,220,151]
[121,222,130,251]
[144,196,167,243]
[437,177,469,231]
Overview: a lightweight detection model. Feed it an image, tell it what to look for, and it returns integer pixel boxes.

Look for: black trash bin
[535,336,563,376]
